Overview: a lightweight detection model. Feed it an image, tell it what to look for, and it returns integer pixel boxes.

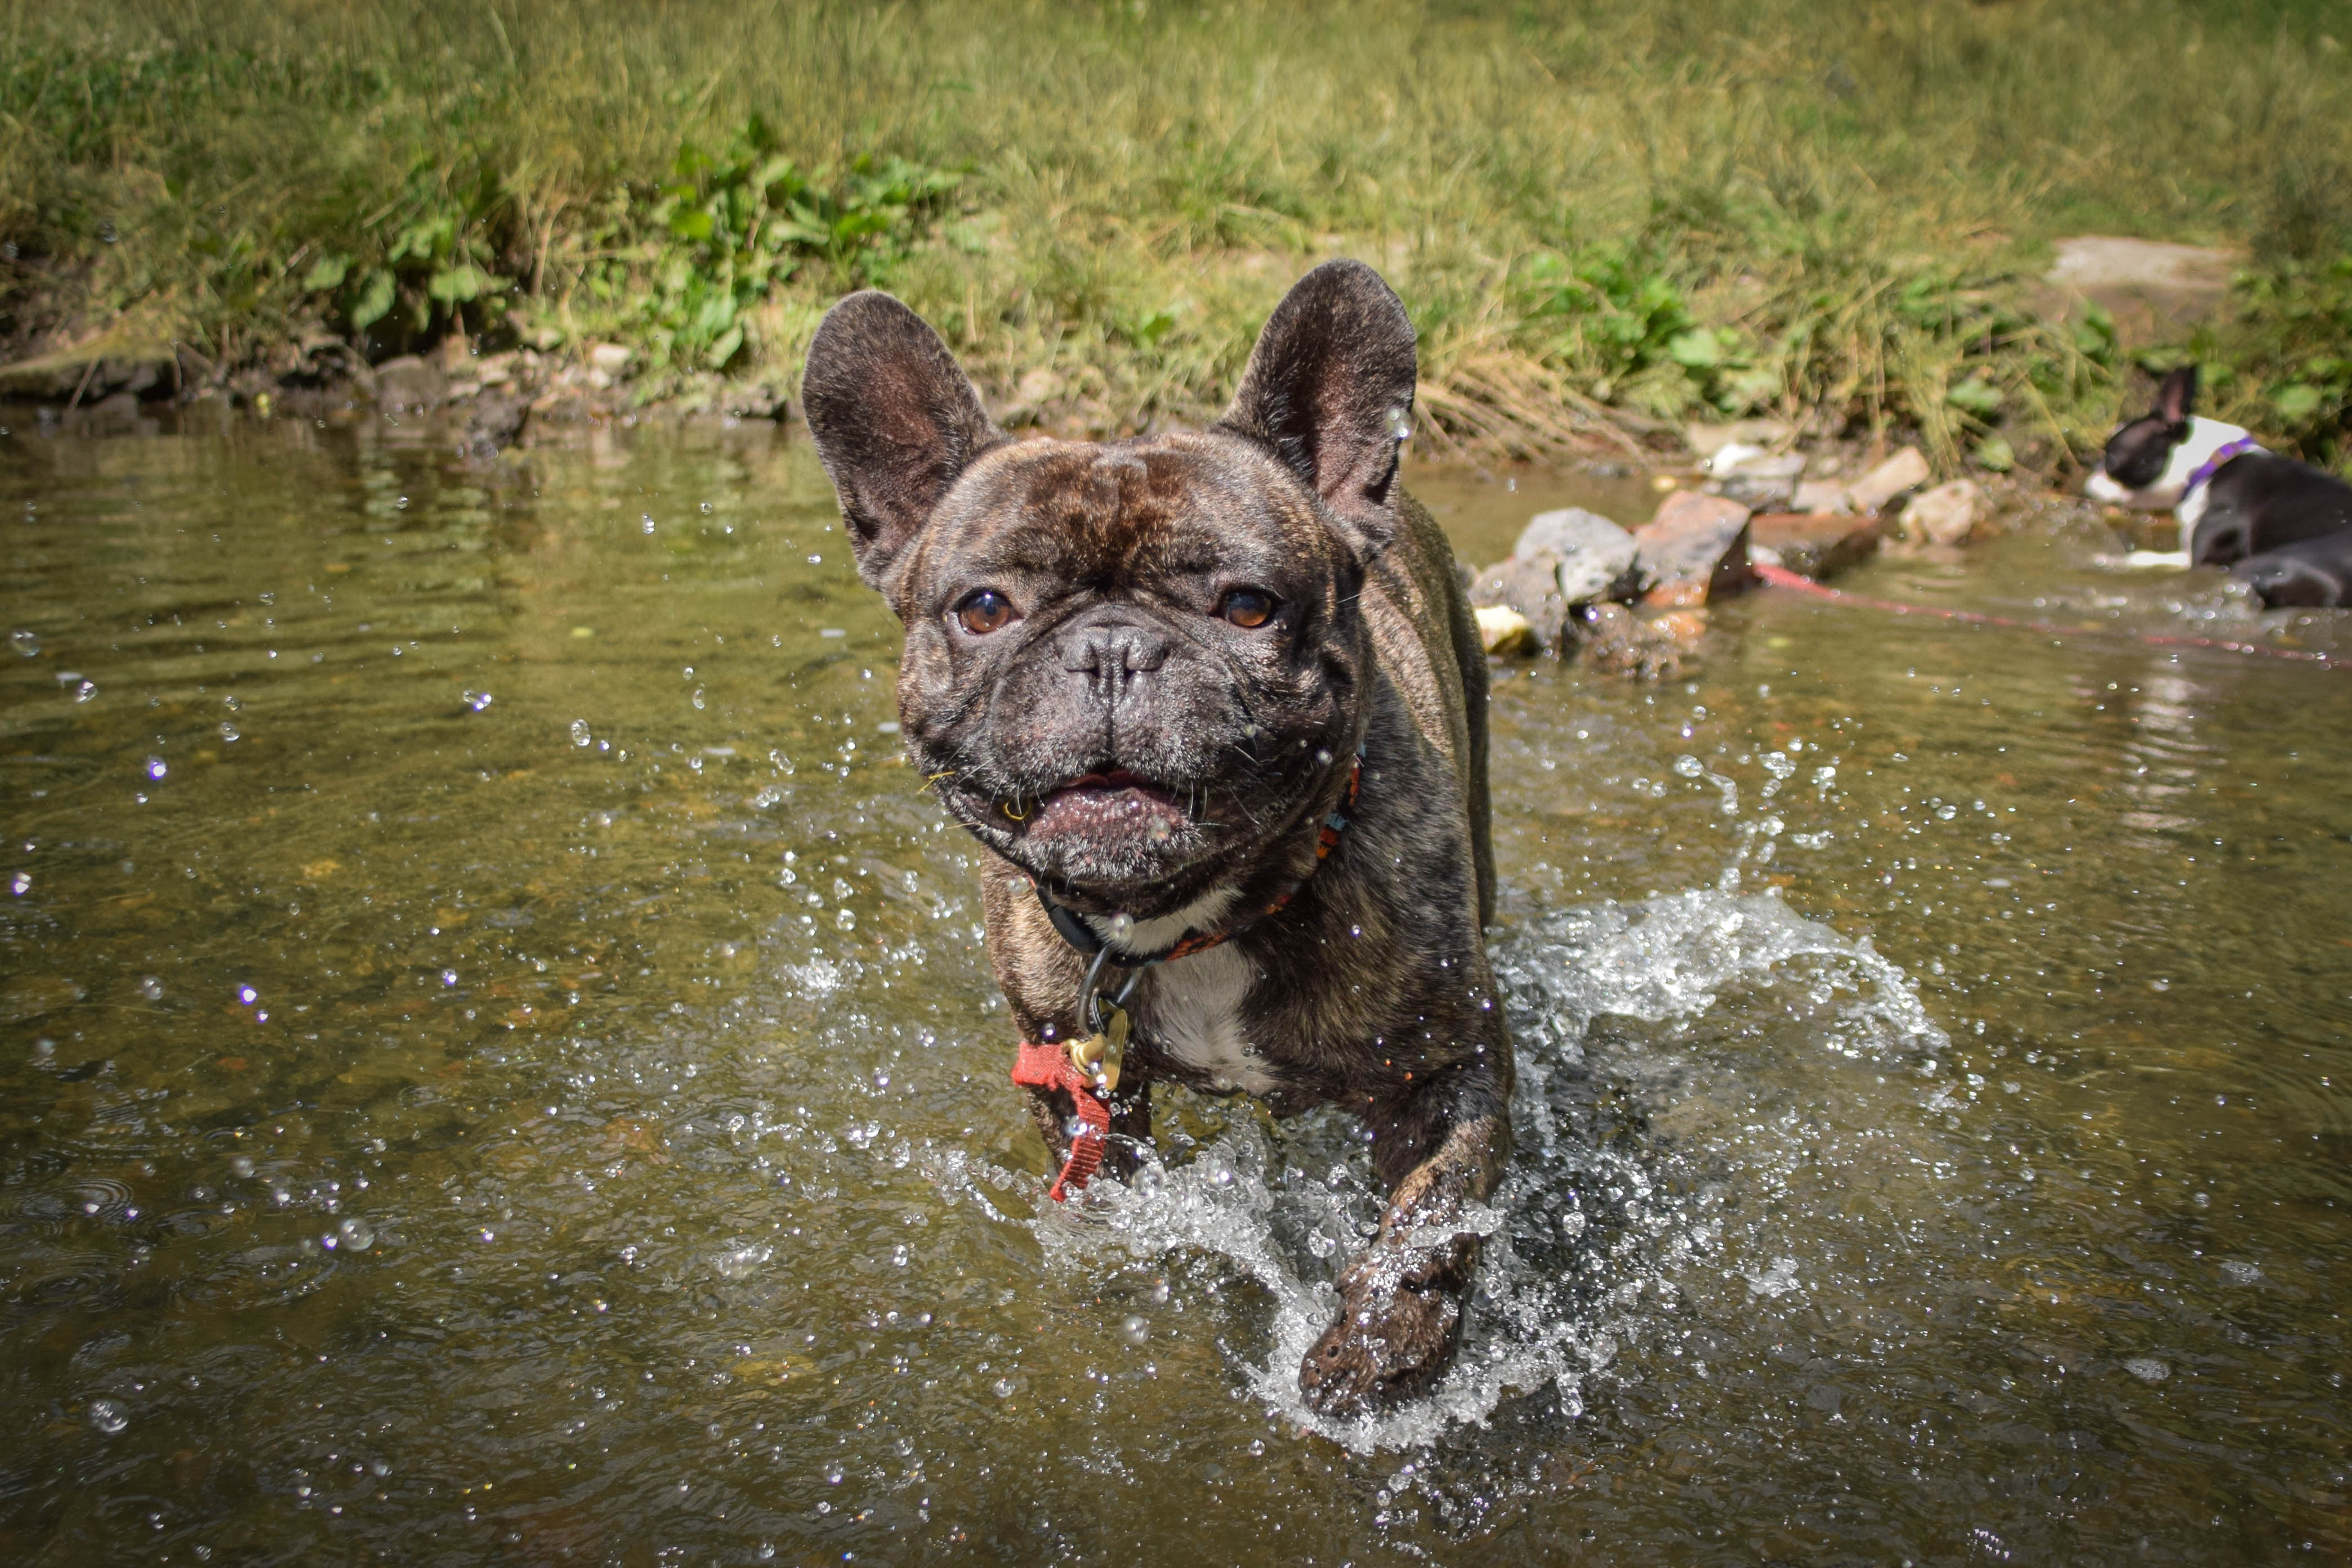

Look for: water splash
[1045,883,1946,1452]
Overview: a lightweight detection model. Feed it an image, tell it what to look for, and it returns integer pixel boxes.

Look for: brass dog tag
[1066,1004,1130,1093]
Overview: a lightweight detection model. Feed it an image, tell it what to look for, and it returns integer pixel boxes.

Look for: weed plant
[3,0,2349,467]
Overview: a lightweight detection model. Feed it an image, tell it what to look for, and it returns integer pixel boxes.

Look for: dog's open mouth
[1024,768,1192,845]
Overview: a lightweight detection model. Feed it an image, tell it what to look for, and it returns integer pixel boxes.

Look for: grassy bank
[5,0,2350,468]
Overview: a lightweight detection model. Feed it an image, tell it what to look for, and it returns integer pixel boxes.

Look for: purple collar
[2183,435,2263,498]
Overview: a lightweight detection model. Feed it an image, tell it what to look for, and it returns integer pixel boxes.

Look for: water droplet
[691,687,706,711]
[236,986,257,1006]
[441,970,458,988]
[834,908,855,931]
[218,722,240,743]
[230,1156,255,1178]
[465,691,494,712]
[145,757,167,780]
[1121,1316,1149,1346]
[8,872,26,896]
[992,1378,1015,1399]
[88,1399,127,1435]
[1383,405,1413,443]
[825,1468,844,1485]
[74,680,95,703]
[138,976,163,1001]
[570,720,592,747]
[642,515,657,534]
[1106,912,1136,943]
[338,1217,375,1251]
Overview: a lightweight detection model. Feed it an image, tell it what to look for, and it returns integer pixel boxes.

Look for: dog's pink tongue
[1029,781,1188,845]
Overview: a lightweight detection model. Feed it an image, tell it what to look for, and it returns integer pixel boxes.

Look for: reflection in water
[1,416,2348,1563]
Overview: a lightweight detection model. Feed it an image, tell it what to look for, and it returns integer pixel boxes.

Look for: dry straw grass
[4,0,2350,463]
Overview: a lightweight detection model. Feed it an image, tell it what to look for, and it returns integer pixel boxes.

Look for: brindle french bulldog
[800,260,1513,1415]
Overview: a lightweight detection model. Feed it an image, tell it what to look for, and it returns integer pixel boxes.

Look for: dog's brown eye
[954,589,1017,635]
[1220,588,1279,629]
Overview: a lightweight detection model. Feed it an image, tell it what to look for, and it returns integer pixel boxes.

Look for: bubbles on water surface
[145,757,167,780]
[137,976,162,1001]
[10,628,37,656]
[570,720,592,747]
[2125,1357,2171,1383]
[337,1218,374,1252]
[88,1400,127,1434]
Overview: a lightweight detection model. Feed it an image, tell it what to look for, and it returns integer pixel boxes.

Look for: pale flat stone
[1847,448,1930,515]
[1474,604,1536,656]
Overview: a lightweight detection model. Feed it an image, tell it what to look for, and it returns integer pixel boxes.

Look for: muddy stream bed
[3,415,2349,1564]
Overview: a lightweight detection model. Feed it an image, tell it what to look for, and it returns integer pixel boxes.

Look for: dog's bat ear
[1219,258,1418,554]
[802,291,1002,589]
[2156,363,2198,427]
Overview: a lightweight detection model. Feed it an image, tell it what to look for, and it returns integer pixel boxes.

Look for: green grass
[5,0,2351,467]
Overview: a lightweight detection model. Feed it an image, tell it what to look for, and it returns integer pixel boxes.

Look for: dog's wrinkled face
[2088,364,2196,506]
[801,261,1420,918]
[891,432,1364,909]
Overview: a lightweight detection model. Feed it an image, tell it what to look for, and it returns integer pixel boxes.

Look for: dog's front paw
[1297,1245,1469,1417]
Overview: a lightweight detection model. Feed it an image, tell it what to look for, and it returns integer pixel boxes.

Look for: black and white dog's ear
[802,292,1003,590]
[1218,258,1418,555]
[2155,364,2199,427]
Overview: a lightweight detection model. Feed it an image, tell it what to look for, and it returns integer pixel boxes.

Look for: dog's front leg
[1299,1062,1511,1415]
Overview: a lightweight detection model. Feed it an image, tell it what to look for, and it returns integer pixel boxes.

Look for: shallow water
[3,413,2349,1565]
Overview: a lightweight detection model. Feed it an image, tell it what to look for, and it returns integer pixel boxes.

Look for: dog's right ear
[2155,363,2198,427]
[1218,258,1418,557]
[801,291,1002,589]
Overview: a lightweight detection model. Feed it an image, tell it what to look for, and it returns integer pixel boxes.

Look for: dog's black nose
[1057,619,1172,689]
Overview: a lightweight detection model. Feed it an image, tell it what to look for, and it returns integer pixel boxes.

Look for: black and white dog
[2086,365,2352,606]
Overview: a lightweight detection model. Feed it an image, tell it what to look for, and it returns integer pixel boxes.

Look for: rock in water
[1750,513,1882,579]
[372,355,446,414]
[1512,508,1639,603]
[1790,479,1855,515]
[1900,479,1987,546]
[1634,492,1757,606]
[1846,447,1931,515]
[466,394,530,453]
[1469,553,1570,651]
[1474,604,1536,656]
[1577,603,1706,680]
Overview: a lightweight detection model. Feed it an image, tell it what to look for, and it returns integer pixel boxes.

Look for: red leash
[1751,561,2347,670]
[1010,1041,1110,1202]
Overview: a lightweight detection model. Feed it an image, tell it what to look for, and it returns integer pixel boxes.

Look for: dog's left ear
[1219,258,1418,555]
[802,291,1003,591]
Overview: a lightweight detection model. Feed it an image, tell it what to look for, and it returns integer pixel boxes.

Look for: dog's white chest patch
[1139,945,1277,1095]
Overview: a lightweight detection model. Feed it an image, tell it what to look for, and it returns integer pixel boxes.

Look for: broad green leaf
[302,253,351,293]
[428,265,487,303]
[2273,383,2323,422]
[350,270,396,330]
[1946,377,2003,416]
[1666,328,1721,368]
